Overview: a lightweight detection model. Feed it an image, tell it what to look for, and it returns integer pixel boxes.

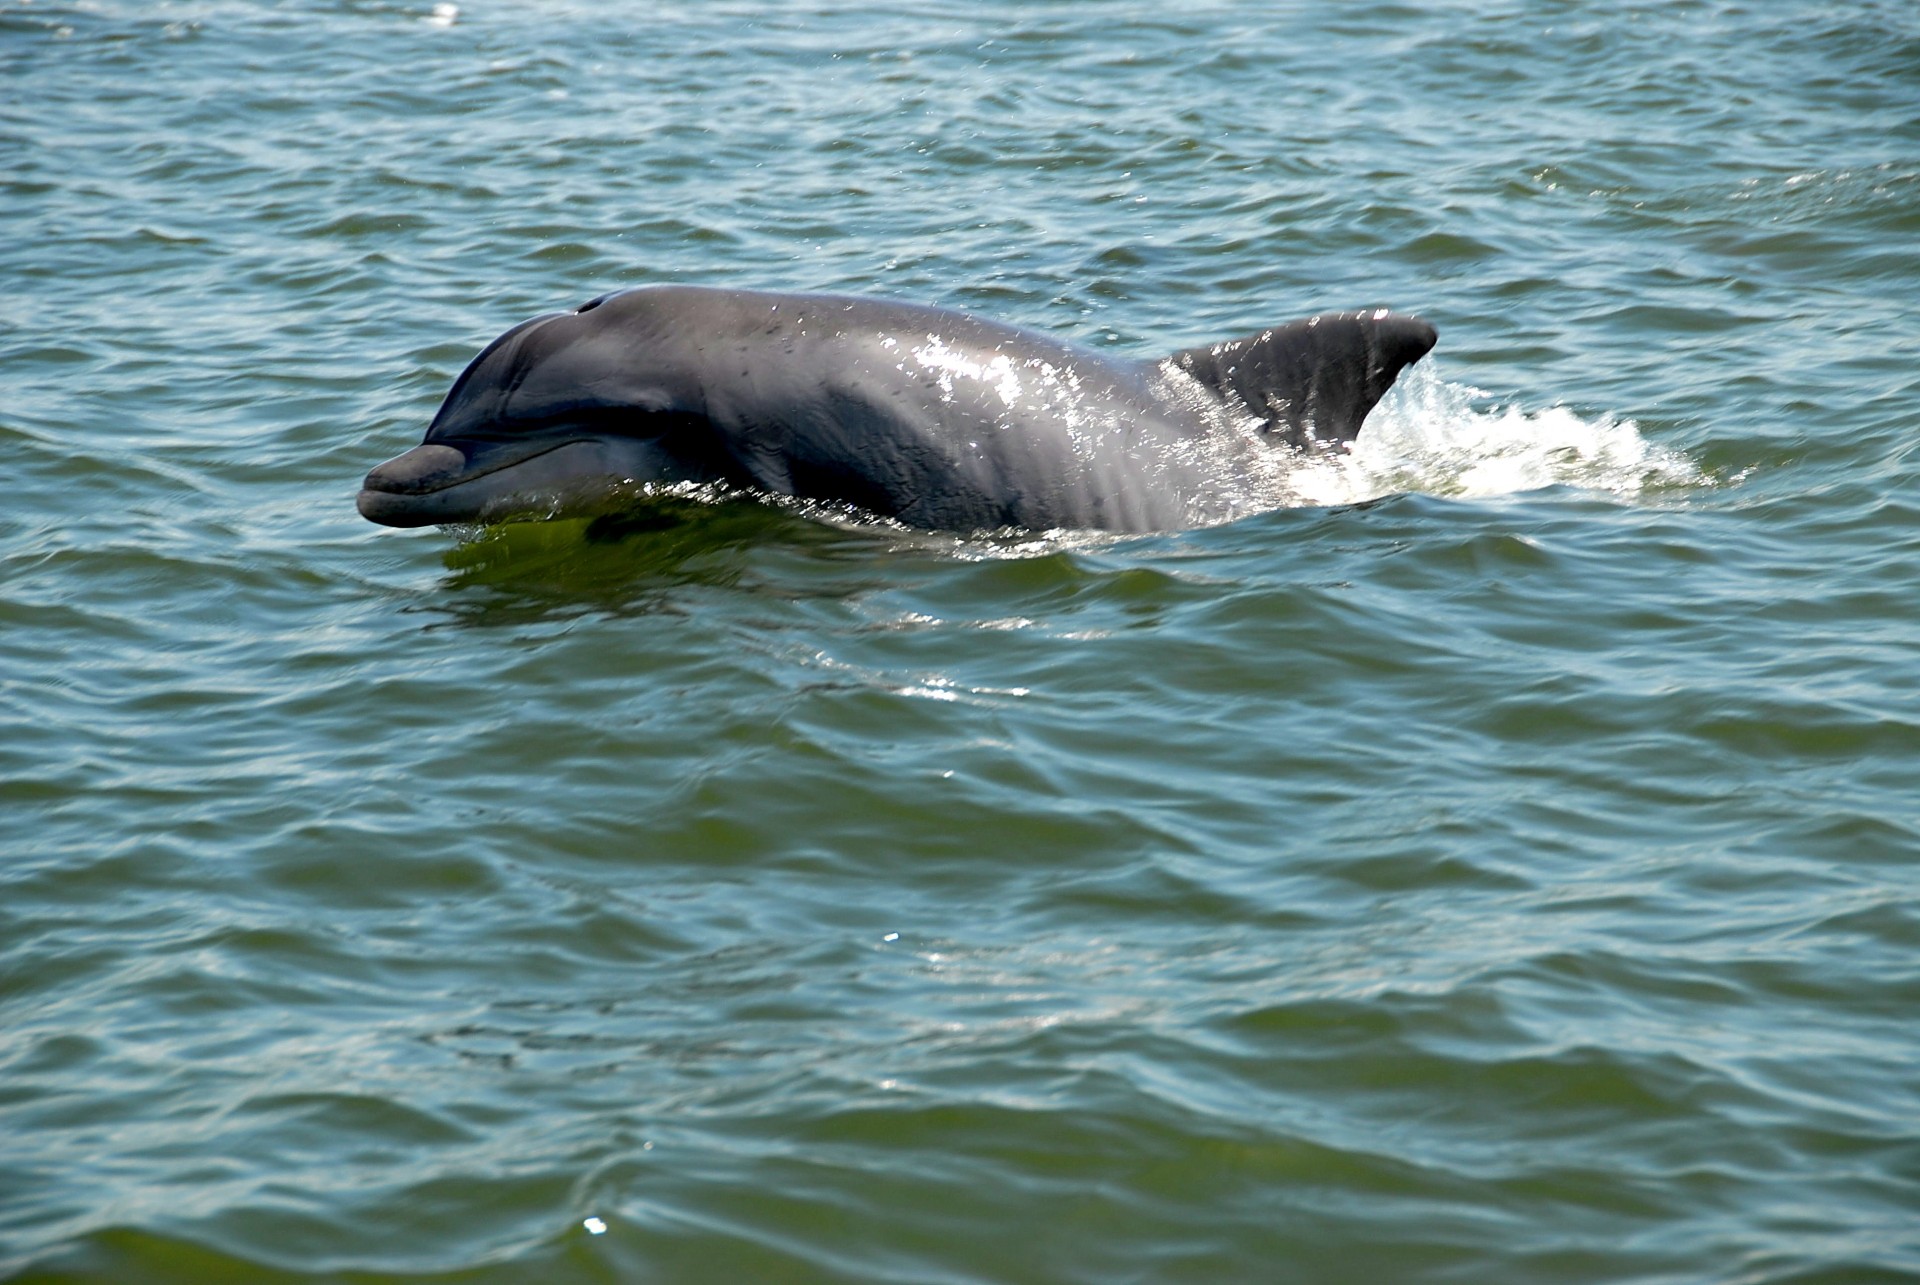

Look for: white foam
[1284,363,1701,509]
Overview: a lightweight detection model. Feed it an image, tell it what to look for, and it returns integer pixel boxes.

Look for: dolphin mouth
[357,437,629,527]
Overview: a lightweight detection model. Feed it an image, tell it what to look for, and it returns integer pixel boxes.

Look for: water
[5,1,1919,1280]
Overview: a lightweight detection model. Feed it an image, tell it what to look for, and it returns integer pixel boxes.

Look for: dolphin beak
[362,443,470,494]
[357,436,668,528]
[358,443,479,527]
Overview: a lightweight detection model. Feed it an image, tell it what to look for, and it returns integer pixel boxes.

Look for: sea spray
[1288,363,1702,507]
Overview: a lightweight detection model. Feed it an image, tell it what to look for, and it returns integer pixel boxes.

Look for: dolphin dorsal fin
[1167,311,1437,450]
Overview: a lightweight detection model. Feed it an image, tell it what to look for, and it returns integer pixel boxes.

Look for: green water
[5,1,1919,1280]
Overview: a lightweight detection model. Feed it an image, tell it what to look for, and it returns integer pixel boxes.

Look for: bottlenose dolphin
[358,285,1436,533]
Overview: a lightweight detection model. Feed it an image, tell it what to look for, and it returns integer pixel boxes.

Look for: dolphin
[357,285,1436,533]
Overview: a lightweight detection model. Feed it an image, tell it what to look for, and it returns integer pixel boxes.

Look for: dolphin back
[1167,311,1437,451]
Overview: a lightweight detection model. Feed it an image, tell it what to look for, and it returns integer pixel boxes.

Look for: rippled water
[6,1,1920,1280]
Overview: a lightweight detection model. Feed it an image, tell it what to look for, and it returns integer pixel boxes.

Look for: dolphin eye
[576,293,613,314]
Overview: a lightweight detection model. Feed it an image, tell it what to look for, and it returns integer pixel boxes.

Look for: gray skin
[358,285,1437,533]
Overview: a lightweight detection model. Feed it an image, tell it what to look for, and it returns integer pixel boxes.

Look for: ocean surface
[5,1,1919,1280]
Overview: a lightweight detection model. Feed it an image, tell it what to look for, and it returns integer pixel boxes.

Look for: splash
[1283,363,1701,509]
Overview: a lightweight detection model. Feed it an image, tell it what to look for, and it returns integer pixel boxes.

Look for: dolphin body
[358,285,1436,533]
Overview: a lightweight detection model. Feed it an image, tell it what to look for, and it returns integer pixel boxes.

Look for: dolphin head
[358,294,728,527]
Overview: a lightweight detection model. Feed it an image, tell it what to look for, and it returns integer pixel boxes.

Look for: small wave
[1288,364,1702,508]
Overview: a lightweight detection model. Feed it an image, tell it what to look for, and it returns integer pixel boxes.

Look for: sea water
[4,2,1918,1280]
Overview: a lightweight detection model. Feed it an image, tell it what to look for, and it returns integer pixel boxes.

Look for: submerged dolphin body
[358,285,1436,533]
